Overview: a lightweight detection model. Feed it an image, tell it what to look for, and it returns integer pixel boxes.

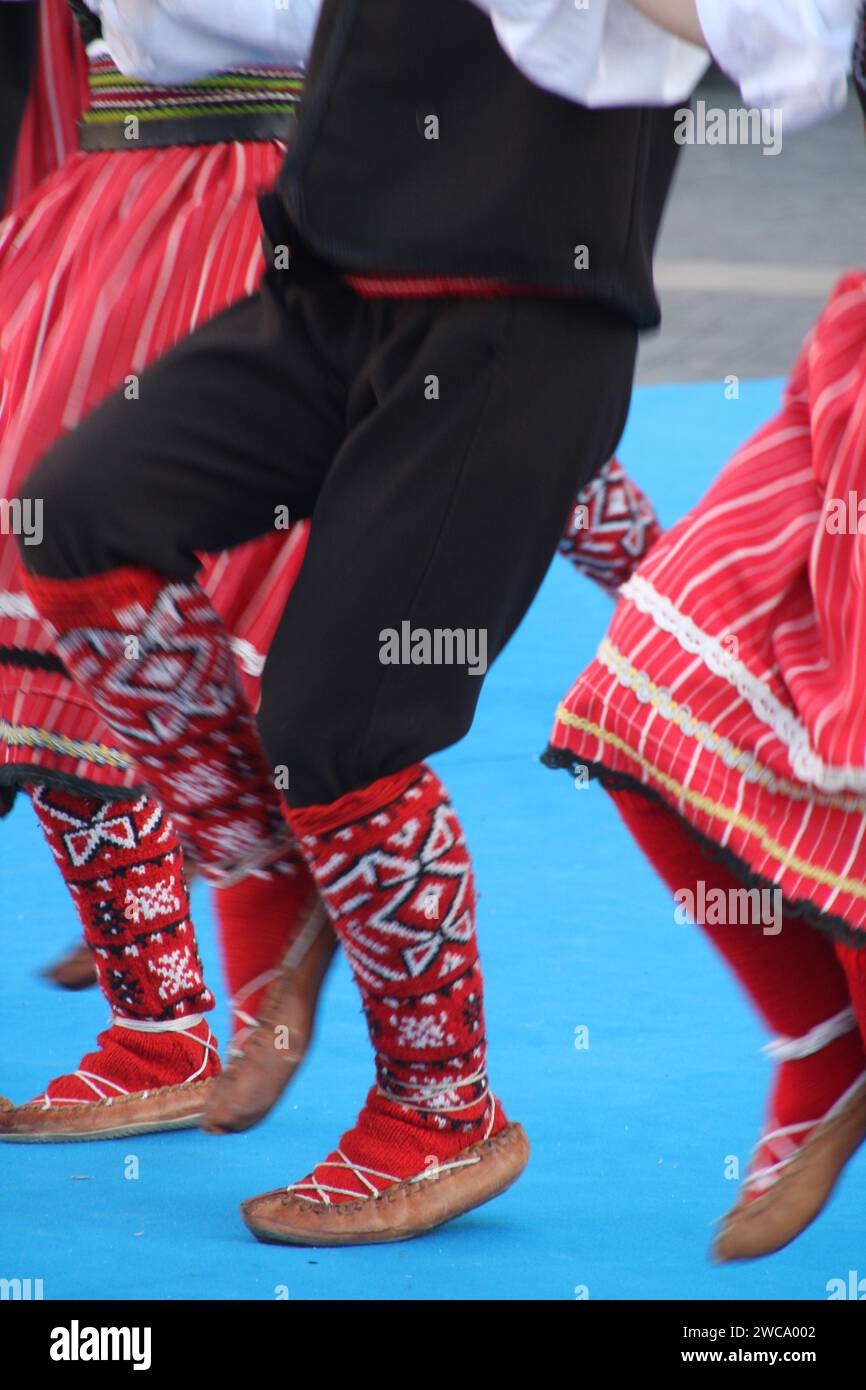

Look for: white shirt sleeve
[472,0,857,128]
[94,0,320,83]
[695,0,858,128]
[469,0,710,107]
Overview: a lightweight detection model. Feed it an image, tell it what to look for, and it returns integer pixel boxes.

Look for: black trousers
[21,252,637,807]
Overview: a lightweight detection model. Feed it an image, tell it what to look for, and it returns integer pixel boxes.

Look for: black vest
[277,0,683,328]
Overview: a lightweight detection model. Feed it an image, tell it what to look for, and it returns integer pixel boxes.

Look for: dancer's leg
[612,789,864,1160]
[239,294,636,1239]
[203,867,336,1134]
[610,787,866,1258]
[0,783,219,1140]
[558,457,662,597]
[17,281,348,1121]
[22,278,636,1237]
[835,943,866,1049]
[266,766,507,1202]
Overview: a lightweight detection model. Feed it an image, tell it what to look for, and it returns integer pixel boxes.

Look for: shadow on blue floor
[3,377,863,1300]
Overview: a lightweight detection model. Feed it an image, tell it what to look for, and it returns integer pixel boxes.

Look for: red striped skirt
[548,271,866,942]
[0,114,308,795]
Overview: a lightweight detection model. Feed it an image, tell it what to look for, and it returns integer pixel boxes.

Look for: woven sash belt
[79,56,302,151]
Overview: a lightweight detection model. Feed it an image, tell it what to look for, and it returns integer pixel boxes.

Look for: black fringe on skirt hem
[0,765,144,807]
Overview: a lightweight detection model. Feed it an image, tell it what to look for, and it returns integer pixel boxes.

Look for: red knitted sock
[610,788,866,1197]
[214,852,323,1037]
[28,783,213,1020]
[26,783,219,1104]
[559,457,662,597]
[835,942,866,1051]
[284,765,507,1203]
[33,1017,219,1105]
[23,568,290,884]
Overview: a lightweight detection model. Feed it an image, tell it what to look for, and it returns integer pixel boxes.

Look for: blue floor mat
[3,377,862,1300]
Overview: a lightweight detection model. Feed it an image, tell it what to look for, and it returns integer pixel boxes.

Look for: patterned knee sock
[559,457,662,597]
[215,854,323,1038]
[27,782,219,1104]
[23,568,291,884]
[23,566,328,1060]
[611,788,866,1195]
[284,765,506,1203]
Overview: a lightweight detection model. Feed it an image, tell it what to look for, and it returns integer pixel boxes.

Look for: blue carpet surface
[3,377,863,1300]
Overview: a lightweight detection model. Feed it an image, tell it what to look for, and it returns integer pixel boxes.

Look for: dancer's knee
[260,686,473,811]
[15,437,99,579]
[17,402,196,583]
